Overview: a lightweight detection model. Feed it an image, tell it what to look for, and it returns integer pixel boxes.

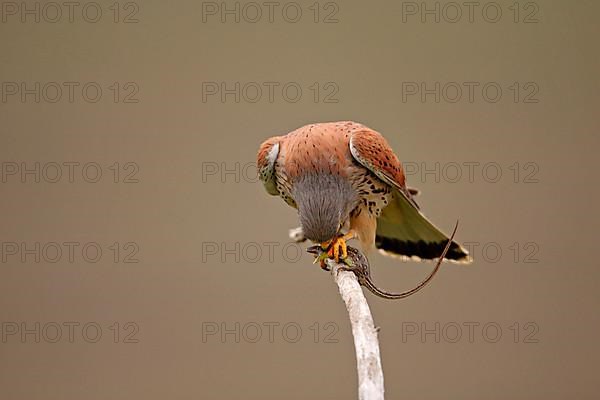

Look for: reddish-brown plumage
[260,121,405,183]
[257,121,405,251]
[279,122,353,178]
[256,135,281,171]
[349,129,406,187]
[257,121,471,262]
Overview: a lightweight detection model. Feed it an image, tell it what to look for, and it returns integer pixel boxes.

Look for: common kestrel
[257,121,470,265]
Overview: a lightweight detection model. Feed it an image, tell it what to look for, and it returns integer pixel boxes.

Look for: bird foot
[307,243,354,271]
[321,236,348,264]
[304,233,355,270]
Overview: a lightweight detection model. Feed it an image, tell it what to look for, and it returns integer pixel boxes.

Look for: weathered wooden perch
[328,258,385,400]
[303,243,385,399]
[302,222,459,400]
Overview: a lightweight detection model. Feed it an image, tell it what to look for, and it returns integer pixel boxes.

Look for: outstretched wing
[349,129,471,263]
[257,136,281,196]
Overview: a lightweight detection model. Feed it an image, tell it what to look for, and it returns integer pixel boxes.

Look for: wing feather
[349,130,471,263]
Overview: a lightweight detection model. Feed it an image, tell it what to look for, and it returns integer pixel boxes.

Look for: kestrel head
[292,173,359,243]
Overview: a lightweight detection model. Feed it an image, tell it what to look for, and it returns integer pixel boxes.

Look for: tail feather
[376,188,471,263]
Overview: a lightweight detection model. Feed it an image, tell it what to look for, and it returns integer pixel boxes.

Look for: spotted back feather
[349,129,471,263]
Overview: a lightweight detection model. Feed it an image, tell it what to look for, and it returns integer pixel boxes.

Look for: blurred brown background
[0,0,598,399]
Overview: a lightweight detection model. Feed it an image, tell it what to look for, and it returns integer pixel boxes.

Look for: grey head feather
[292,173,359,243]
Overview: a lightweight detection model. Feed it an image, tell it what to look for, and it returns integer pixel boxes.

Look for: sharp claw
[333,242,340,263]
[340,239,347,260]
[327,236,348,263]
[313,233,355,267]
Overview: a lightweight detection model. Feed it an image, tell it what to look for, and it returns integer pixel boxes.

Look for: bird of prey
[257,121,471,266]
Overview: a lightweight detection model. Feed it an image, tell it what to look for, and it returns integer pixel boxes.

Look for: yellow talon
[323,231,355,263]
[328,238,346,262]
[340,239,347,260]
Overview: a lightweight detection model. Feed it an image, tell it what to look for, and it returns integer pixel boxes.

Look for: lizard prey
[307,221,458,300]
